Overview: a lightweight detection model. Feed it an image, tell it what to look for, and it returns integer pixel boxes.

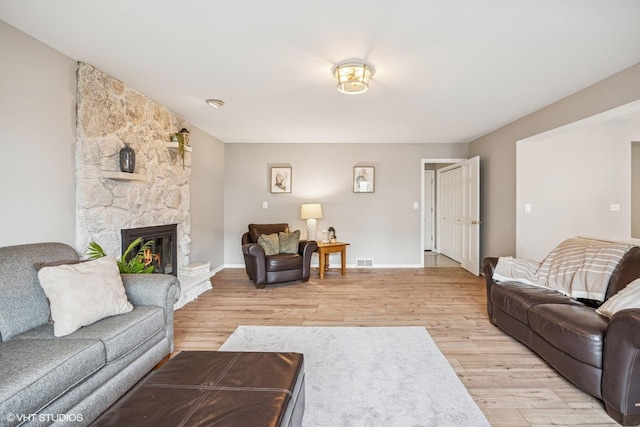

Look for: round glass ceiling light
[206,99,225,108]
[331,60,375,95]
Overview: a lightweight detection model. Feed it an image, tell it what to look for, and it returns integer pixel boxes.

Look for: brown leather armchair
[241,223,318,289]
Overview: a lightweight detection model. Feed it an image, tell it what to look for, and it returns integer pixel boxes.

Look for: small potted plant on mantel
[170,128,190,169]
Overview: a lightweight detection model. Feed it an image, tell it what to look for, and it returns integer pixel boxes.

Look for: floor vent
[356,258,374,268]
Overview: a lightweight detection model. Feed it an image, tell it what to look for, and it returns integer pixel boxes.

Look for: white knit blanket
[494,238,634,301]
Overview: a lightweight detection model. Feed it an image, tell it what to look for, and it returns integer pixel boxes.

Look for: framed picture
[271,167,292,193]
[353,166,375,193]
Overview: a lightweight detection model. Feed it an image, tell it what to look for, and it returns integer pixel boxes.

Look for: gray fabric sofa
[0,242,181,426]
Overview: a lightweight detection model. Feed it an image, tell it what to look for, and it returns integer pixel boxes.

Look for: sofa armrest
[482,257,499,324]
[602,308,640,426]
[242,243,266,286]
[299,240,318,280]
[121,274,181,352]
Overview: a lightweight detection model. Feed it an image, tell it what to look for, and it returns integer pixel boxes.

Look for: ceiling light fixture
[331,60,375,95]
[205,99,225,108]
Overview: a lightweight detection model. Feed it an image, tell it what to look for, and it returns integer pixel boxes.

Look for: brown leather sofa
[242,223,317,289]
[483,247,640,426]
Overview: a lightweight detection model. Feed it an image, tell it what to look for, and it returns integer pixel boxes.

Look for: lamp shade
[301,203,323,219]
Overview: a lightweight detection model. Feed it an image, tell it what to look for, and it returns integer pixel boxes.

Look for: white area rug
[220,326,490,427]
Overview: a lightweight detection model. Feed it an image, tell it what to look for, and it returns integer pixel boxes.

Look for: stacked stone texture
[76,62,191,266]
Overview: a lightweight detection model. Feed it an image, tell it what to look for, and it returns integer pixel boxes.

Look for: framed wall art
[353,166,375,193]
[271,167,292,193]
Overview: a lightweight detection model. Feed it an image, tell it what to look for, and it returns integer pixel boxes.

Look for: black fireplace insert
[121,224,177,276]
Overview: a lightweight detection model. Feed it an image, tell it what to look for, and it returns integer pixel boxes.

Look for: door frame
[424,170,435,251]
[420,158,466,267]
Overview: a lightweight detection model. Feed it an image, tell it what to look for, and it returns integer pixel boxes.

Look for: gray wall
[469,62,640,259]
[0,20,77,247]
[0,20,226,270]
[633,141,640,238]
[517,118,640,260]
[189,126,225,269]
[224,143,468,266]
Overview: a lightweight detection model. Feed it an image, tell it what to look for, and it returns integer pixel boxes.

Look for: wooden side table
[315,242,350,279]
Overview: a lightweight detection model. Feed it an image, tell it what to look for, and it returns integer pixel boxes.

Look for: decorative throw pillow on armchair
[279,230,300,254]
[257,233,280,256]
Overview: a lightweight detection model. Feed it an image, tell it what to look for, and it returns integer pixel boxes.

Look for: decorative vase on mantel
[119,143,135,173]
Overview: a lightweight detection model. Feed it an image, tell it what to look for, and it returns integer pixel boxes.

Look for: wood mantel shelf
[102,171,145,182]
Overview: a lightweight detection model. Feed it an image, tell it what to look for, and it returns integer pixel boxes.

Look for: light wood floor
[173,266,619,427]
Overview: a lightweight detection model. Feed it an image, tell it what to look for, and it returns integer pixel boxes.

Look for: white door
[424,171,435,251]
[438,166,463,262]
[461,156,480,276]
[450,167,463,262]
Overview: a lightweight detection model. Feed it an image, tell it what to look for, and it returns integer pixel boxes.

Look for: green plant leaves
[86,237,156,274]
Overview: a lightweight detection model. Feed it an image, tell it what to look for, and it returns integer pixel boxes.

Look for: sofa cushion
[248,224,289,244]
[491,282,581,325]
[605,245,640,300]
[0,338,105,420]
[266,254,302,272]
[529,304,609,368]
[13,306,165,363]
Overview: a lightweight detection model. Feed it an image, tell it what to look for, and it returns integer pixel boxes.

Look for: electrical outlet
[262,201,268,209]
[610,204,620,211]
[524,203,532,214]
[413,202,419,210]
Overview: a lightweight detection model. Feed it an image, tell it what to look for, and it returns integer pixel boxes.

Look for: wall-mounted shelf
[165,142,192,152]
[102,171,145,182]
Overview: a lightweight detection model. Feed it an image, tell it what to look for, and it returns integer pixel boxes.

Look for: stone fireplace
[74,63,214,309]
[75,63,191,268]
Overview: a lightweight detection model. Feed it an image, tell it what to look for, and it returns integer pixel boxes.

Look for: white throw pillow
[37,256,133,336]
[596,278,640,318]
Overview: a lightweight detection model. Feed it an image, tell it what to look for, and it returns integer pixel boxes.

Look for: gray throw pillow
[279,230,300,254]
[257,233,280,256]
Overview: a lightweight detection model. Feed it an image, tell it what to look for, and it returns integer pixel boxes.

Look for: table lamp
[300,203,323,241]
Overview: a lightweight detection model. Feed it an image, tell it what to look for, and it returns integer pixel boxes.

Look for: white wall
[0,20,77,247]
[517,117,640,260]
[224,143,468,267]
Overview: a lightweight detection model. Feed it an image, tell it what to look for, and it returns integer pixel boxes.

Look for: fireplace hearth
[121,224,177,276]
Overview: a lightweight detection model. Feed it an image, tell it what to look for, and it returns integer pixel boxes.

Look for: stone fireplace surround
[75,63,212,307]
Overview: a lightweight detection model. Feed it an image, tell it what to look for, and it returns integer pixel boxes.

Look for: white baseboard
[224,263,423,269]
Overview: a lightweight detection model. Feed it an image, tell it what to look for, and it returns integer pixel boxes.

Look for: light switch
[610,204,621,212]
[263,201,268,209]
[524,203,532,214]
[413,202,419,210]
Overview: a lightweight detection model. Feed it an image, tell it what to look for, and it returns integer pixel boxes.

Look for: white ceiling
[2,1,640,144]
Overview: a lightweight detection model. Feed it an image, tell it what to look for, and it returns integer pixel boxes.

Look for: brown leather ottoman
[91,351,305,427]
